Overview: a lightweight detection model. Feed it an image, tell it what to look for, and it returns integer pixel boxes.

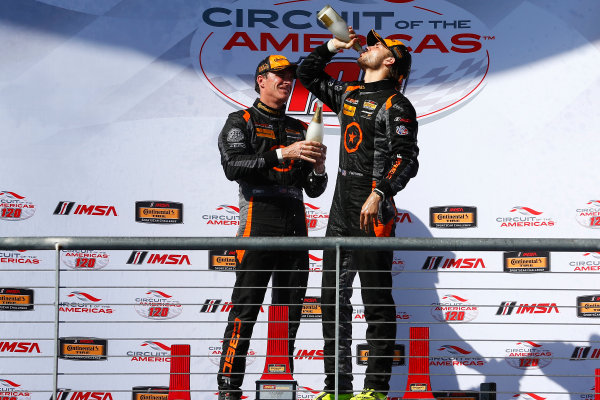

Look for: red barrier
[256,305,297,400]
[595,368,599,400]
[168,344,191,400]
[403,327,434,399]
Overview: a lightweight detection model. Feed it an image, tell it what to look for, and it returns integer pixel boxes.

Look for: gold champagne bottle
[305,101,324,143]
[317,5,364,53]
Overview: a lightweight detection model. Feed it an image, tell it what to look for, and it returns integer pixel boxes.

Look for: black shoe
[218,391,241,400]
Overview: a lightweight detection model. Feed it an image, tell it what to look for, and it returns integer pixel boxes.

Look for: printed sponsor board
[208,249,237,271]
[62,250,110,270]
[58,337,107,361]
[203,204,239,226]
[126,251,191,265]
[60,291,114,314]
[0,288,34,311]
[0,251,40,265]
[301,296,321,319]
[135,290,183,320]
[131,387,168,400]
[127,341,171,363]
[194,0,492,124]
[431,345,484,367]
[54,202,117,216]
[0,379,31,400]
[431,294,478,322]
[505,341,552,369]
[356,343,405,366]
[0,191,36,221]
[577,295,600,317]
[575,200,600,229]
[496,301,559,316]
[503,251,550,273]
[135,201,183,224]
[569,252,600,272]
[429,206,476,228]
[496,206,555,228]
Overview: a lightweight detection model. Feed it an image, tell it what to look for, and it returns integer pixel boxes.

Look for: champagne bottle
[305,101,324,143]
[317,5,364,53]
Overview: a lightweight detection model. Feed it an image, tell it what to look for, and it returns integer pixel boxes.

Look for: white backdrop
[1,1,600,399]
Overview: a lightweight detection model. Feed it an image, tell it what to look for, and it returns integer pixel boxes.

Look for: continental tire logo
[577,295,600,318]
[0,288,34,311]
[503,251,550,273]
[59,337,107,361]
[430,206,476,228]
[208,250,237,271]
[131,387,169,400]
[301,296,322,319]
[356,343,405,366]
[135,201,183,224]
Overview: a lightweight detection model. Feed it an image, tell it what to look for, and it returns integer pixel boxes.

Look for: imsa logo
[496,301,559,315]
[127,251,191,265]
[570,346,600,360]
[0,341,41,353]
[294,348,324,360]
[51,390,113,400]
[54,202,117,216]
[422,256,486,270]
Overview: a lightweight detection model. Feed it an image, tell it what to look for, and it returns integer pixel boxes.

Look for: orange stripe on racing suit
[372,180,395,238]
[221,317,242,375]
[345,85,363,93]
[386,94,396,110]
[236,197,253,263]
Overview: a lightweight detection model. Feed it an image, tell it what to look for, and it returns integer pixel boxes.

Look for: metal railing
[1,236,600,400]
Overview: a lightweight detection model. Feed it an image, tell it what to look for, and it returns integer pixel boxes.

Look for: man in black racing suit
[297,29,419,400]
[217,54,328,400]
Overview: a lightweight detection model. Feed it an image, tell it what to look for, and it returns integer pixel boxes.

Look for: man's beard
[357,51,385,70]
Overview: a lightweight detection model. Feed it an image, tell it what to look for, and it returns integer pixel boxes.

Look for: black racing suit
[216,99,327,396]
[297,43,419,394]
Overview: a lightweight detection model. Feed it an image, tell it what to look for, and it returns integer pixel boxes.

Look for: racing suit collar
[253,99,286,118]
[361,79,397,92]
